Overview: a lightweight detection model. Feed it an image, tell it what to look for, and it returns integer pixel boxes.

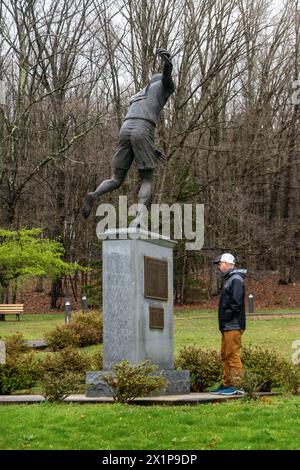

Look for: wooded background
[1,0,300,305]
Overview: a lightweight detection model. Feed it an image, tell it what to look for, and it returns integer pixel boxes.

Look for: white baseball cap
[213,253,236,265]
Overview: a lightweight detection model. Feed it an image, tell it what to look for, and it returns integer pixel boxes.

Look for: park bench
[0,304,24,321]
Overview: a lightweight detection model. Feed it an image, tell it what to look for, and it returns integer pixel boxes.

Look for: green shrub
[241,346,290,392]
[41,347,91,374]
[102,360,167,403]
[71,312,103,347]
[5,333,29,356]
[237,348,300,395]
[45,313,103,351]
[0,334,41,394]
[175,346,222,392]
[89,350,103,370]
[175,345,299,394]
[281,364,300,394]
[235,370,263,400]
[39,347,90,402]
[45,326,80,351]
[40,371,83,402]
[0,352,41,394]
[72,312,102,329]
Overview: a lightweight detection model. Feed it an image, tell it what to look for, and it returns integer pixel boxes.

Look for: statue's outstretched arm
[156,48,175,94]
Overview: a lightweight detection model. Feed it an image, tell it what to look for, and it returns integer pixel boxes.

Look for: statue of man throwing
[82,48,175,220]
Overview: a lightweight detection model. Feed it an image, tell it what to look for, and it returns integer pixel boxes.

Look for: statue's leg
[82,132,133,219]
[93,167,128,198]
[137,168,154,206]
[132,169,154,228]
[82,168,128,219]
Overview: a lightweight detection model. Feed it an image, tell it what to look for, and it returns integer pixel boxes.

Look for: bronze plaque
[149,306,164,329]
[144,256,168,301]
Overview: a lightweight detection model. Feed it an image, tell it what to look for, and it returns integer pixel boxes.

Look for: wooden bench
[0,304,24,321]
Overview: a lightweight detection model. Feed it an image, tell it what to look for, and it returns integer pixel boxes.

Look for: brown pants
[221,330,243,387]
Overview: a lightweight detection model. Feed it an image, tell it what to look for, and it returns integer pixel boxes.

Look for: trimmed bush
[0,355,41,394]
[0,348,41,394]
[5,333,29,356]
[102,360,167,403]
[72,312,101,329]
[237,347,300,396]
[283,365,300,394]
[241,346,291,392]
[235,370,263,400]
[175,346,222,392]
[45,326,80,351]
[176,345,299,393]
[39,347,90,402]
[89,350,103,370]
[41,346,91,375]
[71,312,103,347]
[40,371,82,402]
[45,312,103,351]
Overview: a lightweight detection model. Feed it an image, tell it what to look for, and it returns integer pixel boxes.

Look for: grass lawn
[174,316,300,360]
[174,307,300,317]
[0,314,65,339]
[0,311,300,360]
[0,311,300,450]
[0,396,300,450]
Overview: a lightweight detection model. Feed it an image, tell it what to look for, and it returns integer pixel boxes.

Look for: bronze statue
[82,48,174,220]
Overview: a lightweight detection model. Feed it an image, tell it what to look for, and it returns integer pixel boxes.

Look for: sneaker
[234,389,245,396]
[218,387,245,396]
[209,384,226,394]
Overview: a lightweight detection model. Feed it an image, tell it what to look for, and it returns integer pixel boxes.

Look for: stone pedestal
[86,228,190,396]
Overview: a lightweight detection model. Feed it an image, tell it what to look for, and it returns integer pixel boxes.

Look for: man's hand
[156,48,172,65]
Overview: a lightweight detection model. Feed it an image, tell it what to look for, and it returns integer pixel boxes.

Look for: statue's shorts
[111,119,157,170]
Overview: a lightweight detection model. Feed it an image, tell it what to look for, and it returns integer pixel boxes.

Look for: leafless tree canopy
[1,0,300,303]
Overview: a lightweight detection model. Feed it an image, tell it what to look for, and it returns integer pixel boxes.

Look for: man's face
[217,261,234,273]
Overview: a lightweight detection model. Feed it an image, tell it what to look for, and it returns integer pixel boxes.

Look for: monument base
[86,228,190,398]
[86,369,190,397]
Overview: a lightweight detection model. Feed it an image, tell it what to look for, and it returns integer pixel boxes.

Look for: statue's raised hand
[156,48,172,65]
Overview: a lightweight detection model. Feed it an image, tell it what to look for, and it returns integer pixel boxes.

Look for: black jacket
[218,268,246,331]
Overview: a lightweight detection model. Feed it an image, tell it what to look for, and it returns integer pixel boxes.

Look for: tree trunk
[51,278,62,309]
[35,275,44,292]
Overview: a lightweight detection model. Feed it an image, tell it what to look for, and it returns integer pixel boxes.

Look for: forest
[0,0,299,306]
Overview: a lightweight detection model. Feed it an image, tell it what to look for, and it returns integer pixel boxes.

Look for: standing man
[211,253,246,395]
[82,48,175,221]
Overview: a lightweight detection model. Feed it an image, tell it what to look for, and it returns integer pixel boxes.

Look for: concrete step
[0,392,281,406]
